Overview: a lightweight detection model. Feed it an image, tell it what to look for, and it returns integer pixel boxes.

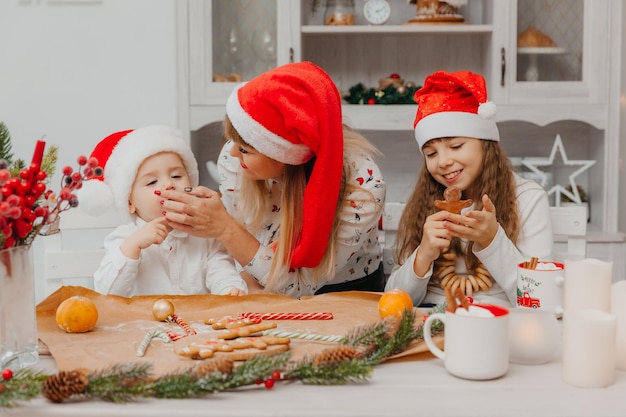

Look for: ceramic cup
[423,304,510,380]
[516,261,565,317]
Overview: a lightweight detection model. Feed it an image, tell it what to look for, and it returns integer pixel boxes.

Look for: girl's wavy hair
[394,139,520,269]
[224,116,381,291]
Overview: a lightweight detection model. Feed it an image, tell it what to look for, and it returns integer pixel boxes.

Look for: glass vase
[0,246,39,371]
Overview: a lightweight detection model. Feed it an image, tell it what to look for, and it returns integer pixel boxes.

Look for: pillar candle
[562,309,616,388]
[563,258,612,313]
[611,281,626,370]
[509,308,559,364]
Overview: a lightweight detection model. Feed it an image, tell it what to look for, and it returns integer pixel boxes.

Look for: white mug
[423,304,510,380]
[516,261,565,317]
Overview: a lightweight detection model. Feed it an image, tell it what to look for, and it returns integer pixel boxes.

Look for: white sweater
[94,218,247,296]
[385,175,553,307]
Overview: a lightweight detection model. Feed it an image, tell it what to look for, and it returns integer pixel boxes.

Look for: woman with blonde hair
[160,62,386,297]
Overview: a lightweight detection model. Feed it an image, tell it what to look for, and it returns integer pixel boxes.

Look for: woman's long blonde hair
[394,139,520,269]
[224,117,381,291]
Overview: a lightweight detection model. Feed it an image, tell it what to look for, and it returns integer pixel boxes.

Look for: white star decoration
[521,134,596,206]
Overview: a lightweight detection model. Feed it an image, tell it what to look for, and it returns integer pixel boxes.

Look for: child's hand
[445,194,498,250]
[120,217,172,259]
[226,288,246,296]
[414,210,452,276]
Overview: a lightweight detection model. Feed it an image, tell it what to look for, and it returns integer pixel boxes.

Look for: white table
[7,354,626,417]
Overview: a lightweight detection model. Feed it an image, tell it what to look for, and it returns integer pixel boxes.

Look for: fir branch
[222,352,290,389]
[150,370,207,399]
[0,369,48,408]
[0,122,14,164]
[84,363,153,403]
[287,359,372,385]
[41,145,58,183]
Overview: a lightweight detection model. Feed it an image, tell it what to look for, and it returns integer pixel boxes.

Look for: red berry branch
[0,140,101,249]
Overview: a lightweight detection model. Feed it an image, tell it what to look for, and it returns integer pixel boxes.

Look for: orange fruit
[378,288,413,318]
[55,295,99,333]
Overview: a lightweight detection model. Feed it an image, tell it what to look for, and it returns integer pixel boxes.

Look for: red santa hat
[226,61,343,269]
[77,125,199,223]
[413,70,499,151]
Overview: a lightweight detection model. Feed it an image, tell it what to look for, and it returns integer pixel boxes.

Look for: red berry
[34,206,46,217]
[36,170,47,181]
[255,378,263,385]
[367,98,376,105]
[0,187,10,198]
[264,378,275,389]
[15,219,32,238]
[0,170,10,183]
[32,182,46,198]
[62,166,73,176]
[71,172,81,183]
[88,157,99,168]
[77,155,88,166]
[271,371,281,380]
[19,169,30,179]
[1,368,13,380]
[0,383,5,392]
[59,188,72,200]
[3,237,15,248]
[6,195,20,206]
[390,73,400,79]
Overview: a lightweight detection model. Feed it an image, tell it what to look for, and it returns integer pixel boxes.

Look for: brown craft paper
[36,286,442,377]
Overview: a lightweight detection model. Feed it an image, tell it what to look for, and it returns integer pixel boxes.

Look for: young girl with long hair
[385,70,553,307]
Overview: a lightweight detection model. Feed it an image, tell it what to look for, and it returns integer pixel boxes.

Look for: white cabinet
[177,0,624,239]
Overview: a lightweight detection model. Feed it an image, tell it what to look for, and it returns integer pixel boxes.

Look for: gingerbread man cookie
[434,186,472,214]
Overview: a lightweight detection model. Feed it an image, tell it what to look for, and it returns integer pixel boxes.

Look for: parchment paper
[37,286,441,377]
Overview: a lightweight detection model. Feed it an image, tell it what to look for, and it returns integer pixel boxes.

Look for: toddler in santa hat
[78,125,247,297]
[386,70,552,308]
[157,62,387,298]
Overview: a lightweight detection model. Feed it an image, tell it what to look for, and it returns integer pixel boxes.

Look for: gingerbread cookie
[434,186,472,214]
[219,322,277,339]
[176,335,290,360]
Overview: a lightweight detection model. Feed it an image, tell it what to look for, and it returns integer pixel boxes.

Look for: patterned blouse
[218,140,386,297]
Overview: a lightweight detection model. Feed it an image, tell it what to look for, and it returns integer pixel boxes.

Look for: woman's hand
[159,187,262,267]
[158,186,231,239]
[444,194,498,250]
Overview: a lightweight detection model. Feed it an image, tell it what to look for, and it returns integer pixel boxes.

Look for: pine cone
[42,370,89,403]
[193,358,234,379]
[312,346,359,366]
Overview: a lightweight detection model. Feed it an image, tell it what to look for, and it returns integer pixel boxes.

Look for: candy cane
[262,329,346,343]
[240,312,334,320]
[136,330,171,357]
[171,314,197,335]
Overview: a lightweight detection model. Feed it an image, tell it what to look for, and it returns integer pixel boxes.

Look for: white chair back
[33,208,121,303]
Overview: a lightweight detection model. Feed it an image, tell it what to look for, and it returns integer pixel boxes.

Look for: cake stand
[517,47,566,81]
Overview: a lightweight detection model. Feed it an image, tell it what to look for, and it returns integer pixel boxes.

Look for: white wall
[0,0,178,186]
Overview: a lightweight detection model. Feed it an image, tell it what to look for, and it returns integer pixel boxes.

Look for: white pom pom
[478,101,497,119]
[75,180,114,217]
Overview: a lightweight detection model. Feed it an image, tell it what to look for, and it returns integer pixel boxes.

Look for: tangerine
[55,295,99,333]
[378,288,413,318]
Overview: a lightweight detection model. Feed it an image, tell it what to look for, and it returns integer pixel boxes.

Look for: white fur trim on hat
[415,111,500,151]
[226,83,314,165]
[79,125,199,223]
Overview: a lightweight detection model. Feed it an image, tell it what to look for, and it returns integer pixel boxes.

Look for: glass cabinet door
[188,0,294,106]
[495,0,609,104]
[515,0,582,83]
[212,0,277,82]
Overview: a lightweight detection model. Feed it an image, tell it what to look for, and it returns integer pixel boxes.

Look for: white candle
[563,258,612,313]
[562,309,616,388]
[611,281,626,370]
[509,308,559,364]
